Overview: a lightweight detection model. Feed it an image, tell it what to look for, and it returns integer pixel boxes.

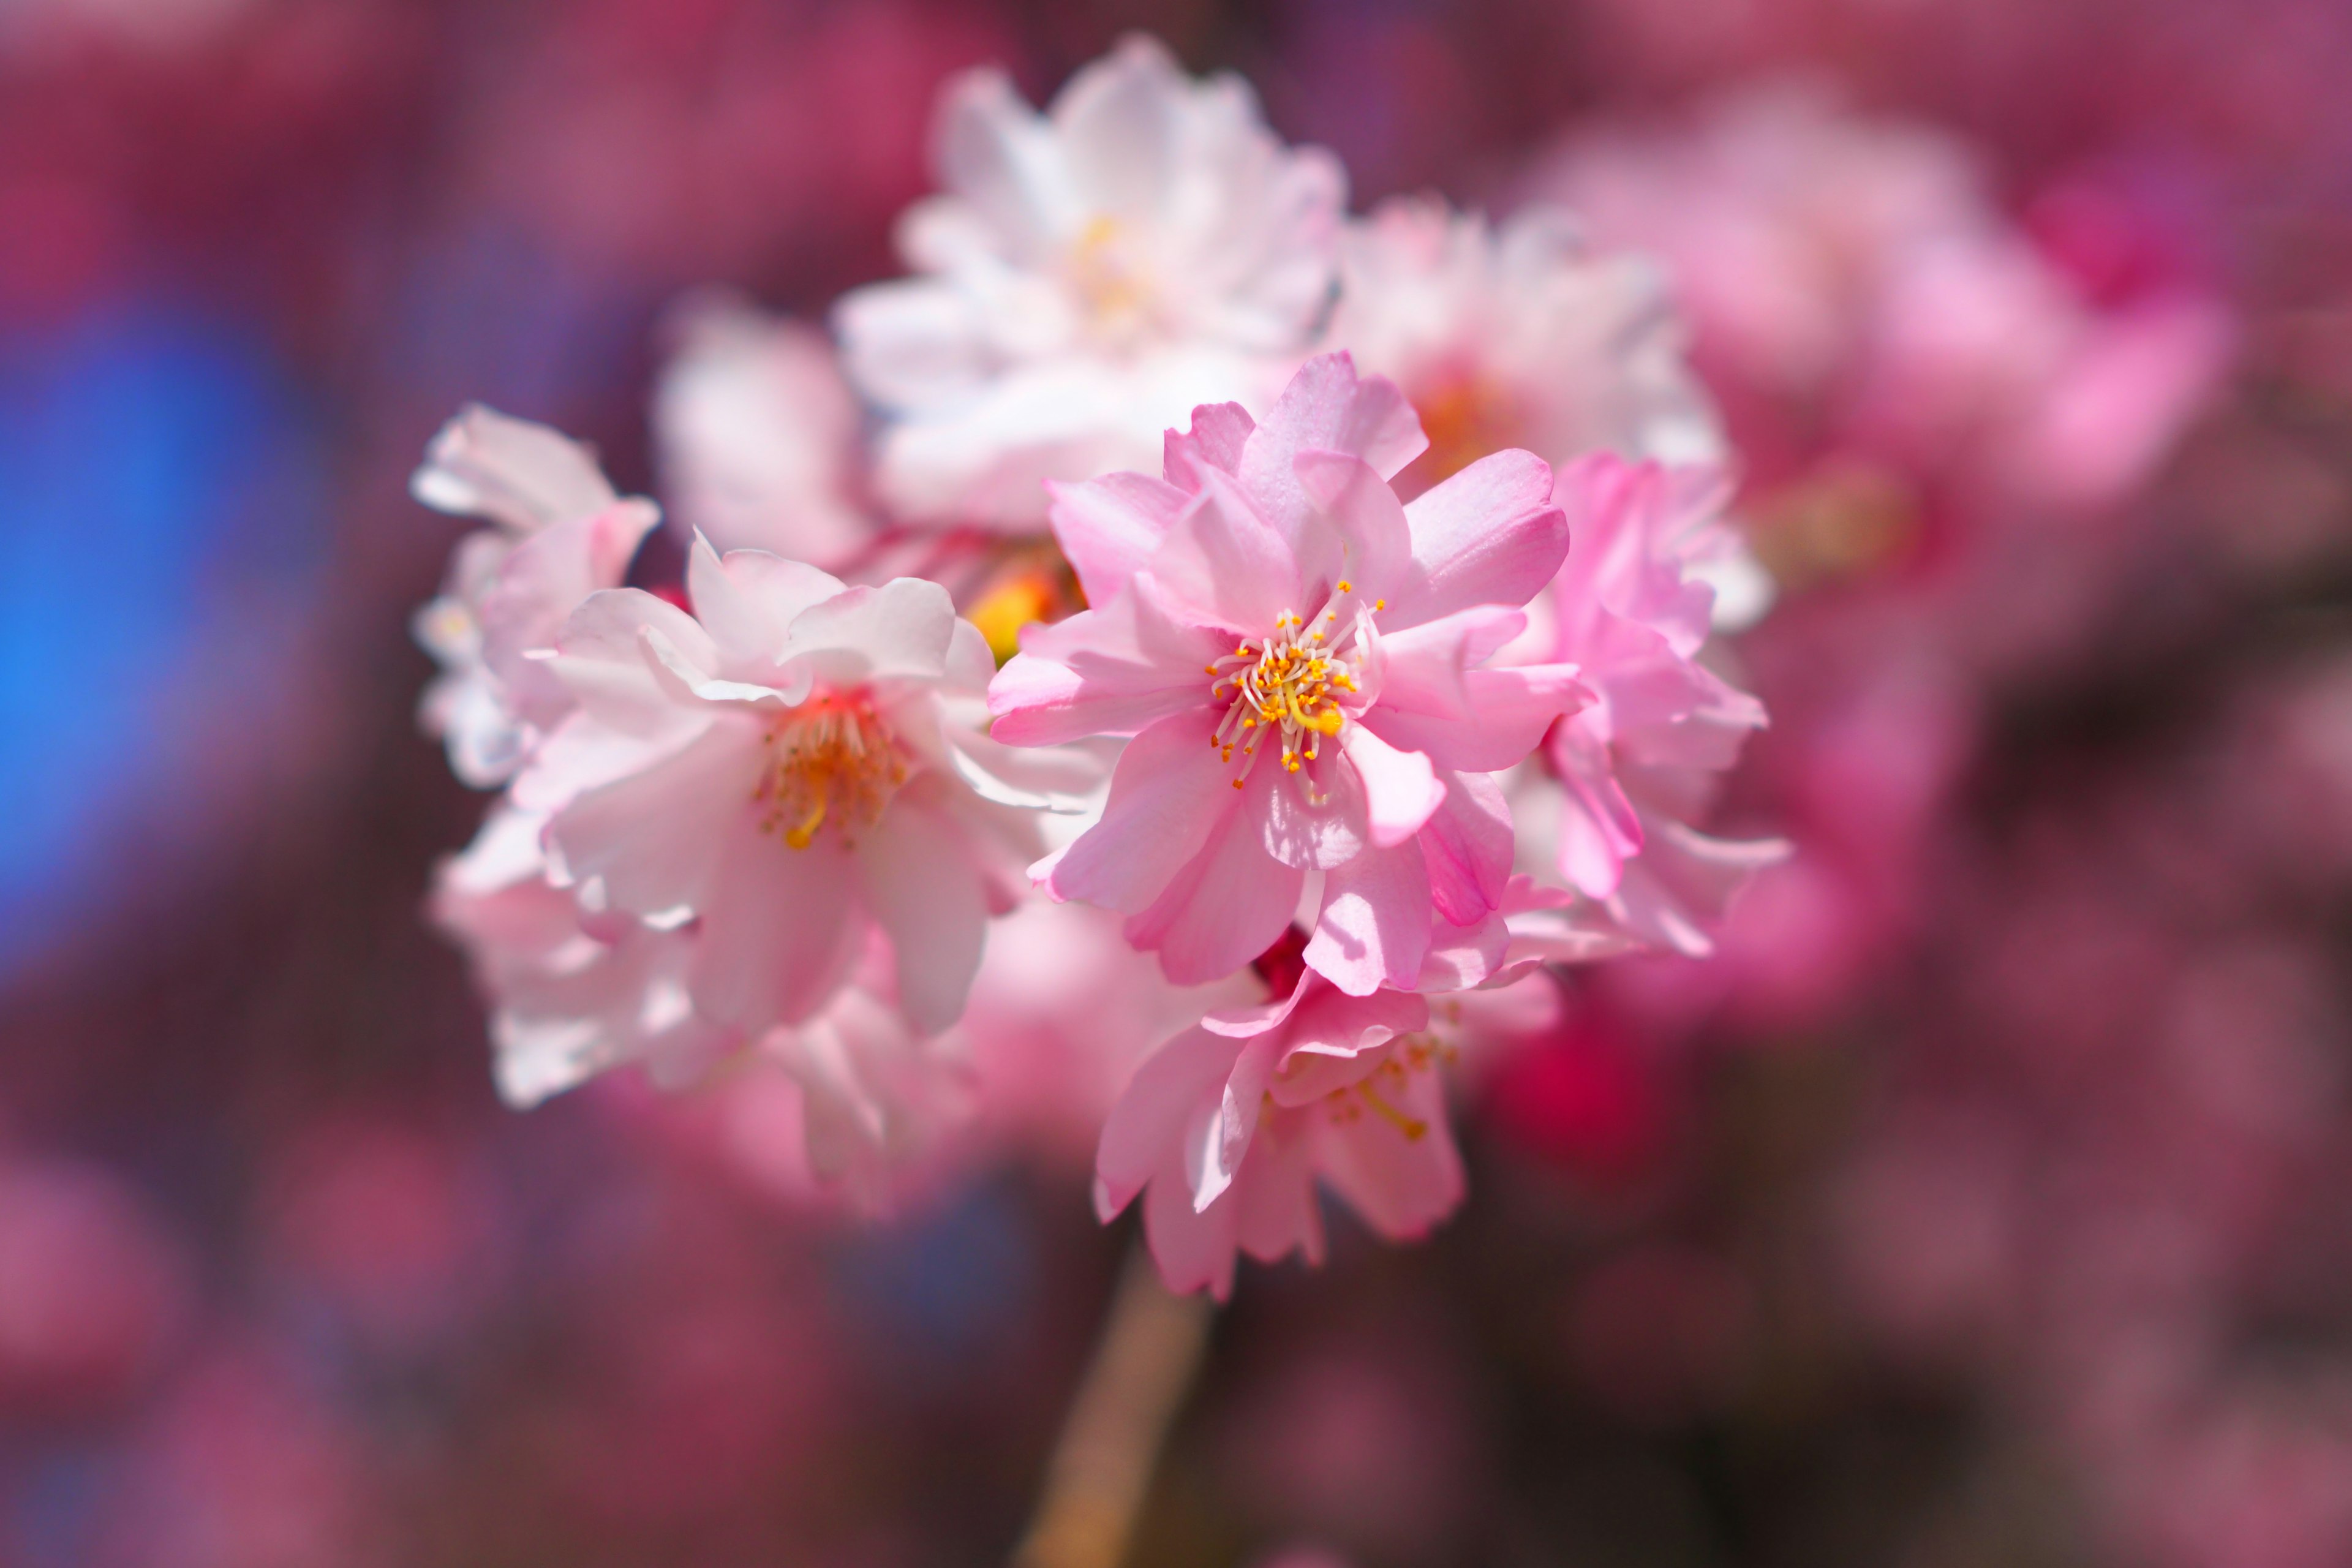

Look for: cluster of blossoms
[416,36,1782,1295]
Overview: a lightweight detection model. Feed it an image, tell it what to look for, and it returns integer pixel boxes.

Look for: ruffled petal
[1340,725,1445,848]
[688,821,862,1031]
[412,404,620,531]
[856,795,992,1035]
[1047,710,1238,914]
[987,578,1231,747]
[1390,449,1567,631]
[1046,470,1189,607]
[1305,839,1432,995]
[1145,469,1303,633]
[1125,766,1305,983]
[1360,664,1585,773]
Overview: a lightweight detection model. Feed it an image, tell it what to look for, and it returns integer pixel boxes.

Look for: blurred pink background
[4,1,2351,1564]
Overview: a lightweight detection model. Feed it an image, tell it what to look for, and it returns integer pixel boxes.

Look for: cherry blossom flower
[652,294,875,571]
[834,34,1344,528]
[429,802,734,1110]
[1507,455,1787,955]
[434,802,961,1200]
[990,352,1588,993]
[956,897,1261,1166]
[410,405,658,786]
[1322,195,1722,493]
[514,535,1098,1053]
[1092,913,1533,1298]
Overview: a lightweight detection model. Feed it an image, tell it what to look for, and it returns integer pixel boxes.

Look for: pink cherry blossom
[834,34,1344,527]
[410,405,659,786]
[1508,455,1787,955]
[430,802,736,1110]
[1321,195,1722,494]
[652,295,876,571]
[434,801,962,1199]
[516,536,1098,1049]
[1092,963,1463,1300]
[990,352,1588,994]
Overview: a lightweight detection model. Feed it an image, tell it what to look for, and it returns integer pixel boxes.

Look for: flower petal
[988,578,1231,747]
[1361,664,1586,773]
[1125,766,1306,984]
[1163,401,1254,488]
[1292,447,1411,606]
[1047,710,1237,914]
[690,824,863,1032]
[1305,839,1431,995]
[412,404,620,531]
[785,577,957,688]
[1390,449,1567,631]
[1340,725,1445,848]
[858,795,991,1035]
[1096,1023,1245,1219]
[1420,769,1513,924]
[1145,470,1302,633]
[1047,471,1189,607]
[1238,353,1428,549]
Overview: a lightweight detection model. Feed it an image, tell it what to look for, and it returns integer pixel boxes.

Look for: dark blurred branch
[1012,1244,1212,1568]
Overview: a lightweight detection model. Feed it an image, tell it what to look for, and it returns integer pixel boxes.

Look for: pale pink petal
[1417,910,1510,989]
[686,537,847,673]
[1271,984,1429,1084]
[1143,1142,1242,1298]
[1046,472,1189,607]
[1163,401,1254,488]
[1607,821,1792,957]
[1230,1131,1327,1273]
[1292,448,1412,604]
[1125,767,1306,983]
[856,796,992,1036]
[1390,450,1567,631]
[412,404,619,531]
[1551,720,1643,899]
[1360,665,1585,772]
[1420,769,1513,924]
[1054,34,1181,218]
[545,723,755,915]
[1200,1035,1282,1210]
[1374,606,1530,720]
[1340,725,1444,848]
[1305,840,1431,995]
[1047,711,1237,913]
[987,579,1232,746]
[543,589,722,734]
[832,277,989,413]
[1312,1065,1464,1240]
[927,66,1057,255]
[785,578,957,688]
[1260,752,1368,871]
[1145,471,1302,632]
[1096,1024,1244,1218]
[690,824,864,1031]
[1238,354,1428,548]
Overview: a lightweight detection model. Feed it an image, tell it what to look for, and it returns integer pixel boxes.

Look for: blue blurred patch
[834,1177,1039,1386]
[0,302,322,967]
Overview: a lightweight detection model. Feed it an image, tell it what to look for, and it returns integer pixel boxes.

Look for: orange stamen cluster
[753,695,906,850]
[1204,581,1373,804]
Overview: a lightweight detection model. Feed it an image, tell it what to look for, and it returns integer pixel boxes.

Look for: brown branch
[1011,1243,1214,1568]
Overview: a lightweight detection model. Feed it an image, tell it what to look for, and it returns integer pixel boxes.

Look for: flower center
[1313,1038,1453,1142]
[1408,370,1520,491]
[753,695,906,850]
[1067,213,1155,340]
[1205,581,1381,798]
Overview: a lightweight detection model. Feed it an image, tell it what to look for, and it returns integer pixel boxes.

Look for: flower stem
[1011,1243,1213,1568]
